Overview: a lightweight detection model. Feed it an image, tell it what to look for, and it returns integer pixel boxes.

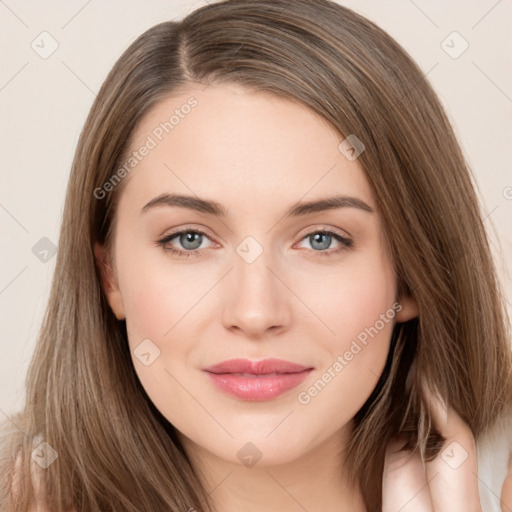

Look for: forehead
[118,83,375,215]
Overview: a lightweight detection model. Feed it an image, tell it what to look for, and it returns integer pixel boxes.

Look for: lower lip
[203,370,313,401]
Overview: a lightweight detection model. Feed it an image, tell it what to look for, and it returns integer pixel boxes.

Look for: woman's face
[96,83,417,467]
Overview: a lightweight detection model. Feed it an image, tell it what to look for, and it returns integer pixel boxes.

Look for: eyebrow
[141,193,374,218]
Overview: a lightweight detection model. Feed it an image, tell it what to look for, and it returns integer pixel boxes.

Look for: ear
[94,242,125,320]
[395,293,419,323]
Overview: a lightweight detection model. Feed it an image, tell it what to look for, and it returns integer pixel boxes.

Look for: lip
[202,358,314,401]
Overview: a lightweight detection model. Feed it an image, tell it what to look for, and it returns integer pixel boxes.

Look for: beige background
[1,0,511,438]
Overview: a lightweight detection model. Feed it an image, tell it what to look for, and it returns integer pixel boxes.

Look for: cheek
[117,254,202,424]
[115,241,211,401]
[294,250,397,407]
[301,249,397,348]
[117,237,198,341]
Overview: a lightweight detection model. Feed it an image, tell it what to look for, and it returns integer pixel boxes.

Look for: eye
[294,229,353,256]
[156,229,213,258]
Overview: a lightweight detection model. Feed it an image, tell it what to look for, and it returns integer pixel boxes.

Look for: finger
[382,436,434,512]
[29,434,53,511]
[424,389,482,512]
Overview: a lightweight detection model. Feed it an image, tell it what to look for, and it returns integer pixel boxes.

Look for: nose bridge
[221,234,291,335]
[235,235,275,291]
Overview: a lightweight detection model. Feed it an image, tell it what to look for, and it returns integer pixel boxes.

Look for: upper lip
[203,358,313,375]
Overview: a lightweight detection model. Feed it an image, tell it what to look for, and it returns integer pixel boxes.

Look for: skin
[91,83,495,511]
[503,456,512,510]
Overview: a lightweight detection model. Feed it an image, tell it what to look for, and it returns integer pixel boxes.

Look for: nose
[221,244,292,339]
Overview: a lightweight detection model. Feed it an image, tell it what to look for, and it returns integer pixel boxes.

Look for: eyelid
[159,223,215,237]
[293,224,352,242]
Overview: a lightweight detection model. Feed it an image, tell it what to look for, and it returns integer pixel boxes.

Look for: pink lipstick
[202,358,313,401]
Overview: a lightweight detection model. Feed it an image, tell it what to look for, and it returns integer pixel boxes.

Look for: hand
[382,389,482,512]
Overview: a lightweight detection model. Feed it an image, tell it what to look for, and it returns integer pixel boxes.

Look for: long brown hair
[2,0,511,510]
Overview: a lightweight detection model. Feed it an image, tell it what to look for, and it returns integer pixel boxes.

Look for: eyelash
[156,227,353,259]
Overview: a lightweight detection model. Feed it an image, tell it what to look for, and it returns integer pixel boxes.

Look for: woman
[2,0,511,510]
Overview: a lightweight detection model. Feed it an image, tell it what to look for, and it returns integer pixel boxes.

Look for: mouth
[202,358,314,401]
